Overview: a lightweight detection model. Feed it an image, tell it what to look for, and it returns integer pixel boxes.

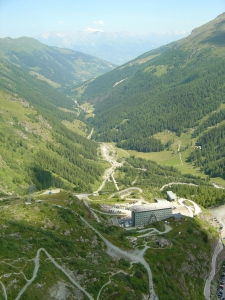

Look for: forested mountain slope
[74,13,225,179]
[0,60,105,196]
[0,37,116,92]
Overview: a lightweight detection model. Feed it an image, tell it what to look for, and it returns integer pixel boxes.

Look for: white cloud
[93,20,104,25]
[59,20,63,24]
[84,27,104,33]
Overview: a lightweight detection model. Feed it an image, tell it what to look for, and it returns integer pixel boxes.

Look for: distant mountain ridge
[0,37,116,92]
[37,28,188,65]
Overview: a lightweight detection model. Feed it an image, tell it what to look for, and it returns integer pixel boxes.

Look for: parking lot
[210,205,225,240]
[172,202,193,217]
[217,263,225,299]
[209,205,225,299]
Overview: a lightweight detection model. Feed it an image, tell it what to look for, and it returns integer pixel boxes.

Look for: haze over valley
[37,29,188,65]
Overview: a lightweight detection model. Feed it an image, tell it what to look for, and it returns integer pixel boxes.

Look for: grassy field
[62,119,88,136]
[209,177,225,187]
[113,129,225,187]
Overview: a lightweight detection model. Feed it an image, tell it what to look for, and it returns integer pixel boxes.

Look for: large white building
[131,203,173,227]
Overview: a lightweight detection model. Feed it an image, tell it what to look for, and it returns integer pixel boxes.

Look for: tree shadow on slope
[201,31,225,46]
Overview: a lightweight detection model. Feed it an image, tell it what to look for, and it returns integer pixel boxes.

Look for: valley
[1,12,225,300]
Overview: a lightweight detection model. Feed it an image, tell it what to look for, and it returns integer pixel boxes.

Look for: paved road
[204,239,223,300]
[204,203,225,299]
[178,198,202,217]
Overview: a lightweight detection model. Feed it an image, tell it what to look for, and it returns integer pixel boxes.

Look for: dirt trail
[160,182,198,191]
[213,183,225,189]
[175,141,183,167]
[80,215,167,300]
[14,248,94,300]
[87,128,93,139]
[0,281,7,300]
[96,270,128,300]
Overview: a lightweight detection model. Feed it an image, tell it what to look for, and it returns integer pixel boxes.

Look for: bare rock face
[156,237,169,248]
[49,280,83,299]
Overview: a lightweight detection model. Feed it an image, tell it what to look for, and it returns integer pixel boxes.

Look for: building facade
[131,203,173,227]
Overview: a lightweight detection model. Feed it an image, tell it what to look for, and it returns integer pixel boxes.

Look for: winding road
[94,143,122,194]
[204,239,223,300]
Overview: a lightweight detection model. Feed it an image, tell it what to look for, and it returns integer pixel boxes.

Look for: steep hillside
[73,13,225,180]
[0,37,116,92]
[0,60,74,111]
[0,76,104,195]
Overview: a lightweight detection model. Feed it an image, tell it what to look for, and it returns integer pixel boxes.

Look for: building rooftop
[166,191,177,199]
[130,202,173,212]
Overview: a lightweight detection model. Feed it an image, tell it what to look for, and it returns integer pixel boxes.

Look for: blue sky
[0,0,225,38]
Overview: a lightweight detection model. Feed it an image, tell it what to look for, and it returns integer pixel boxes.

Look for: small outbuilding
[166,191,177,201]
